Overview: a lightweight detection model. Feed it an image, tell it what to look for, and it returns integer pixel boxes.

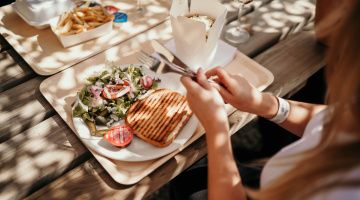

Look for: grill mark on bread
[133,91,173,132]
[147,94,184,140]
[143,93,178,139]
[156,101,188,142]
[129,90,165,122]
[152,98,186,141]
[130,90,168,129]
[157,100,186,141]
[127,89,166,123]
[162,112,189,144]
[160,106,192,143]
[126,90,161,116]
[137,92,177,138]
[125,89,192,147]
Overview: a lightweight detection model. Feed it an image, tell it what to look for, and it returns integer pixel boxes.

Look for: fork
[137,50,196,78]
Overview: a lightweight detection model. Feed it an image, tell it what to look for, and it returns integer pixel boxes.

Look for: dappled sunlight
[0,0,171,75]
[213,131,229,146]
[0,75,57,145]
[57,68,77,90]
[0,51,18,81]
[223,0,315,57]
[0,44,36,93]
[0,0,320,199]
[0,114,85,200]
[254,0,314,35]
[36,22,177,166]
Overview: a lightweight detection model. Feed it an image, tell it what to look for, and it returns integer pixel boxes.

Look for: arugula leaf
[82,112,93,122]
[73,103,87,117]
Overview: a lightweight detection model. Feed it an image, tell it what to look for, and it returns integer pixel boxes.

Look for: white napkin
[165,39,237,70]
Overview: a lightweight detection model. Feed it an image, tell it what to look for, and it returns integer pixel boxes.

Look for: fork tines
[137,50,196,78]
[138,50,160,69]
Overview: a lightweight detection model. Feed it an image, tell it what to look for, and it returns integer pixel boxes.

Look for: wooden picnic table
[0,0,324,199]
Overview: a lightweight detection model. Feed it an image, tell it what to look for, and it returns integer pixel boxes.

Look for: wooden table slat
[227,0,314,57]
[0,115,90,200]
[257,31,325,96]
[0,34,10,52]
[0,48,36,93]
[223,0,273,23]
[0,77,54,142]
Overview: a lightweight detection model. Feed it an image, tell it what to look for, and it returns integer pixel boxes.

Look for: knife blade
[150,40,226,87]
[155,52,196,77]
[150,40,192,72]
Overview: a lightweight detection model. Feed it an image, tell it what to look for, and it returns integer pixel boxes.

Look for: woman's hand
[182,69,246,200]
[205,67,278,119]
[180,69,229,134]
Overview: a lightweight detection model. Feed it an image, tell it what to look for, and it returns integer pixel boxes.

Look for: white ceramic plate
[72,65,198,162]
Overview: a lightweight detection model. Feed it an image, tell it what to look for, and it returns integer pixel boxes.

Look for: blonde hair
[251,1,360,199]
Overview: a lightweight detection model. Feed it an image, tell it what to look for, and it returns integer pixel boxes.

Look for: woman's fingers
[196,68,212,90]
[208,78,230,97]
[180,76,202,93]
[205,67,236,89]
[216,84,233,102]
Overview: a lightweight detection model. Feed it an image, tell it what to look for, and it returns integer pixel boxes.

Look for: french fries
[56,6,114,35]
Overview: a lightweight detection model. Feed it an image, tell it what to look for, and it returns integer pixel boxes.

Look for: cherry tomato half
[104,125,133,147]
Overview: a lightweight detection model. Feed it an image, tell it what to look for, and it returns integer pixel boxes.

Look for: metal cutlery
[137,50,160,69]
[137,50,196,78]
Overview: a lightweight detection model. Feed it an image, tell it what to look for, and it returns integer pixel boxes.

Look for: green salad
[73,65,160,135]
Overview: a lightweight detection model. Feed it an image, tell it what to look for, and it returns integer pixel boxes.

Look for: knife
[150,40,198,79]
[150,40,225,87]
[155,52,196,77]
[150,40,192,73]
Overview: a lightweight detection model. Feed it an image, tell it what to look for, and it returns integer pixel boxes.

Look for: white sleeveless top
[260,109,360,200]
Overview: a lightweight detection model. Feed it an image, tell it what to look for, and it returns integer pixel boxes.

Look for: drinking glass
[136,0,144,14]
[224,0,251,44]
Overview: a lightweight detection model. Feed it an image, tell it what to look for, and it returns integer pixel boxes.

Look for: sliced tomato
[140,75,153,89]
[104,125,133,147]
[102,81,130,100]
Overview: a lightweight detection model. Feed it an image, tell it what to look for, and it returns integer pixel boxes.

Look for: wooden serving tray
[39,22,274,185]
[0,0,170,75]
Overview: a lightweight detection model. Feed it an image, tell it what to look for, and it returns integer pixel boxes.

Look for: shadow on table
[0,0,171,75]
[0,0,322,199]
[0,36,35,93]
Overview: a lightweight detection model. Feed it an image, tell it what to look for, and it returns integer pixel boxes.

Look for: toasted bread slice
[125,89,192,147]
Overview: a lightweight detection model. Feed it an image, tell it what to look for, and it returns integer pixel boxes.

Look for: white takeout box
[12,0,75,29]
[50,10,113,48]
[170,0,227,70]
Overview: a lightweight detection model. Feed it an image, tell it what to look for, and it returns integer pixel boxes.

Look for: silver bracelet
[269,97,290,123]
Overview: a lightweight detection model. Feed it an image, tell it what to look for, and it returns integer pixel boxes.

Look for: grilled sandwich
[125,89,192,147]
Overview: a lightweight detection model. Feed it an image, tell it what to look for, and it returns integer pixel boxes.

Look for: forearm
[255,93,327,137]
[206,128,246,200]
[275,100,327,136]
